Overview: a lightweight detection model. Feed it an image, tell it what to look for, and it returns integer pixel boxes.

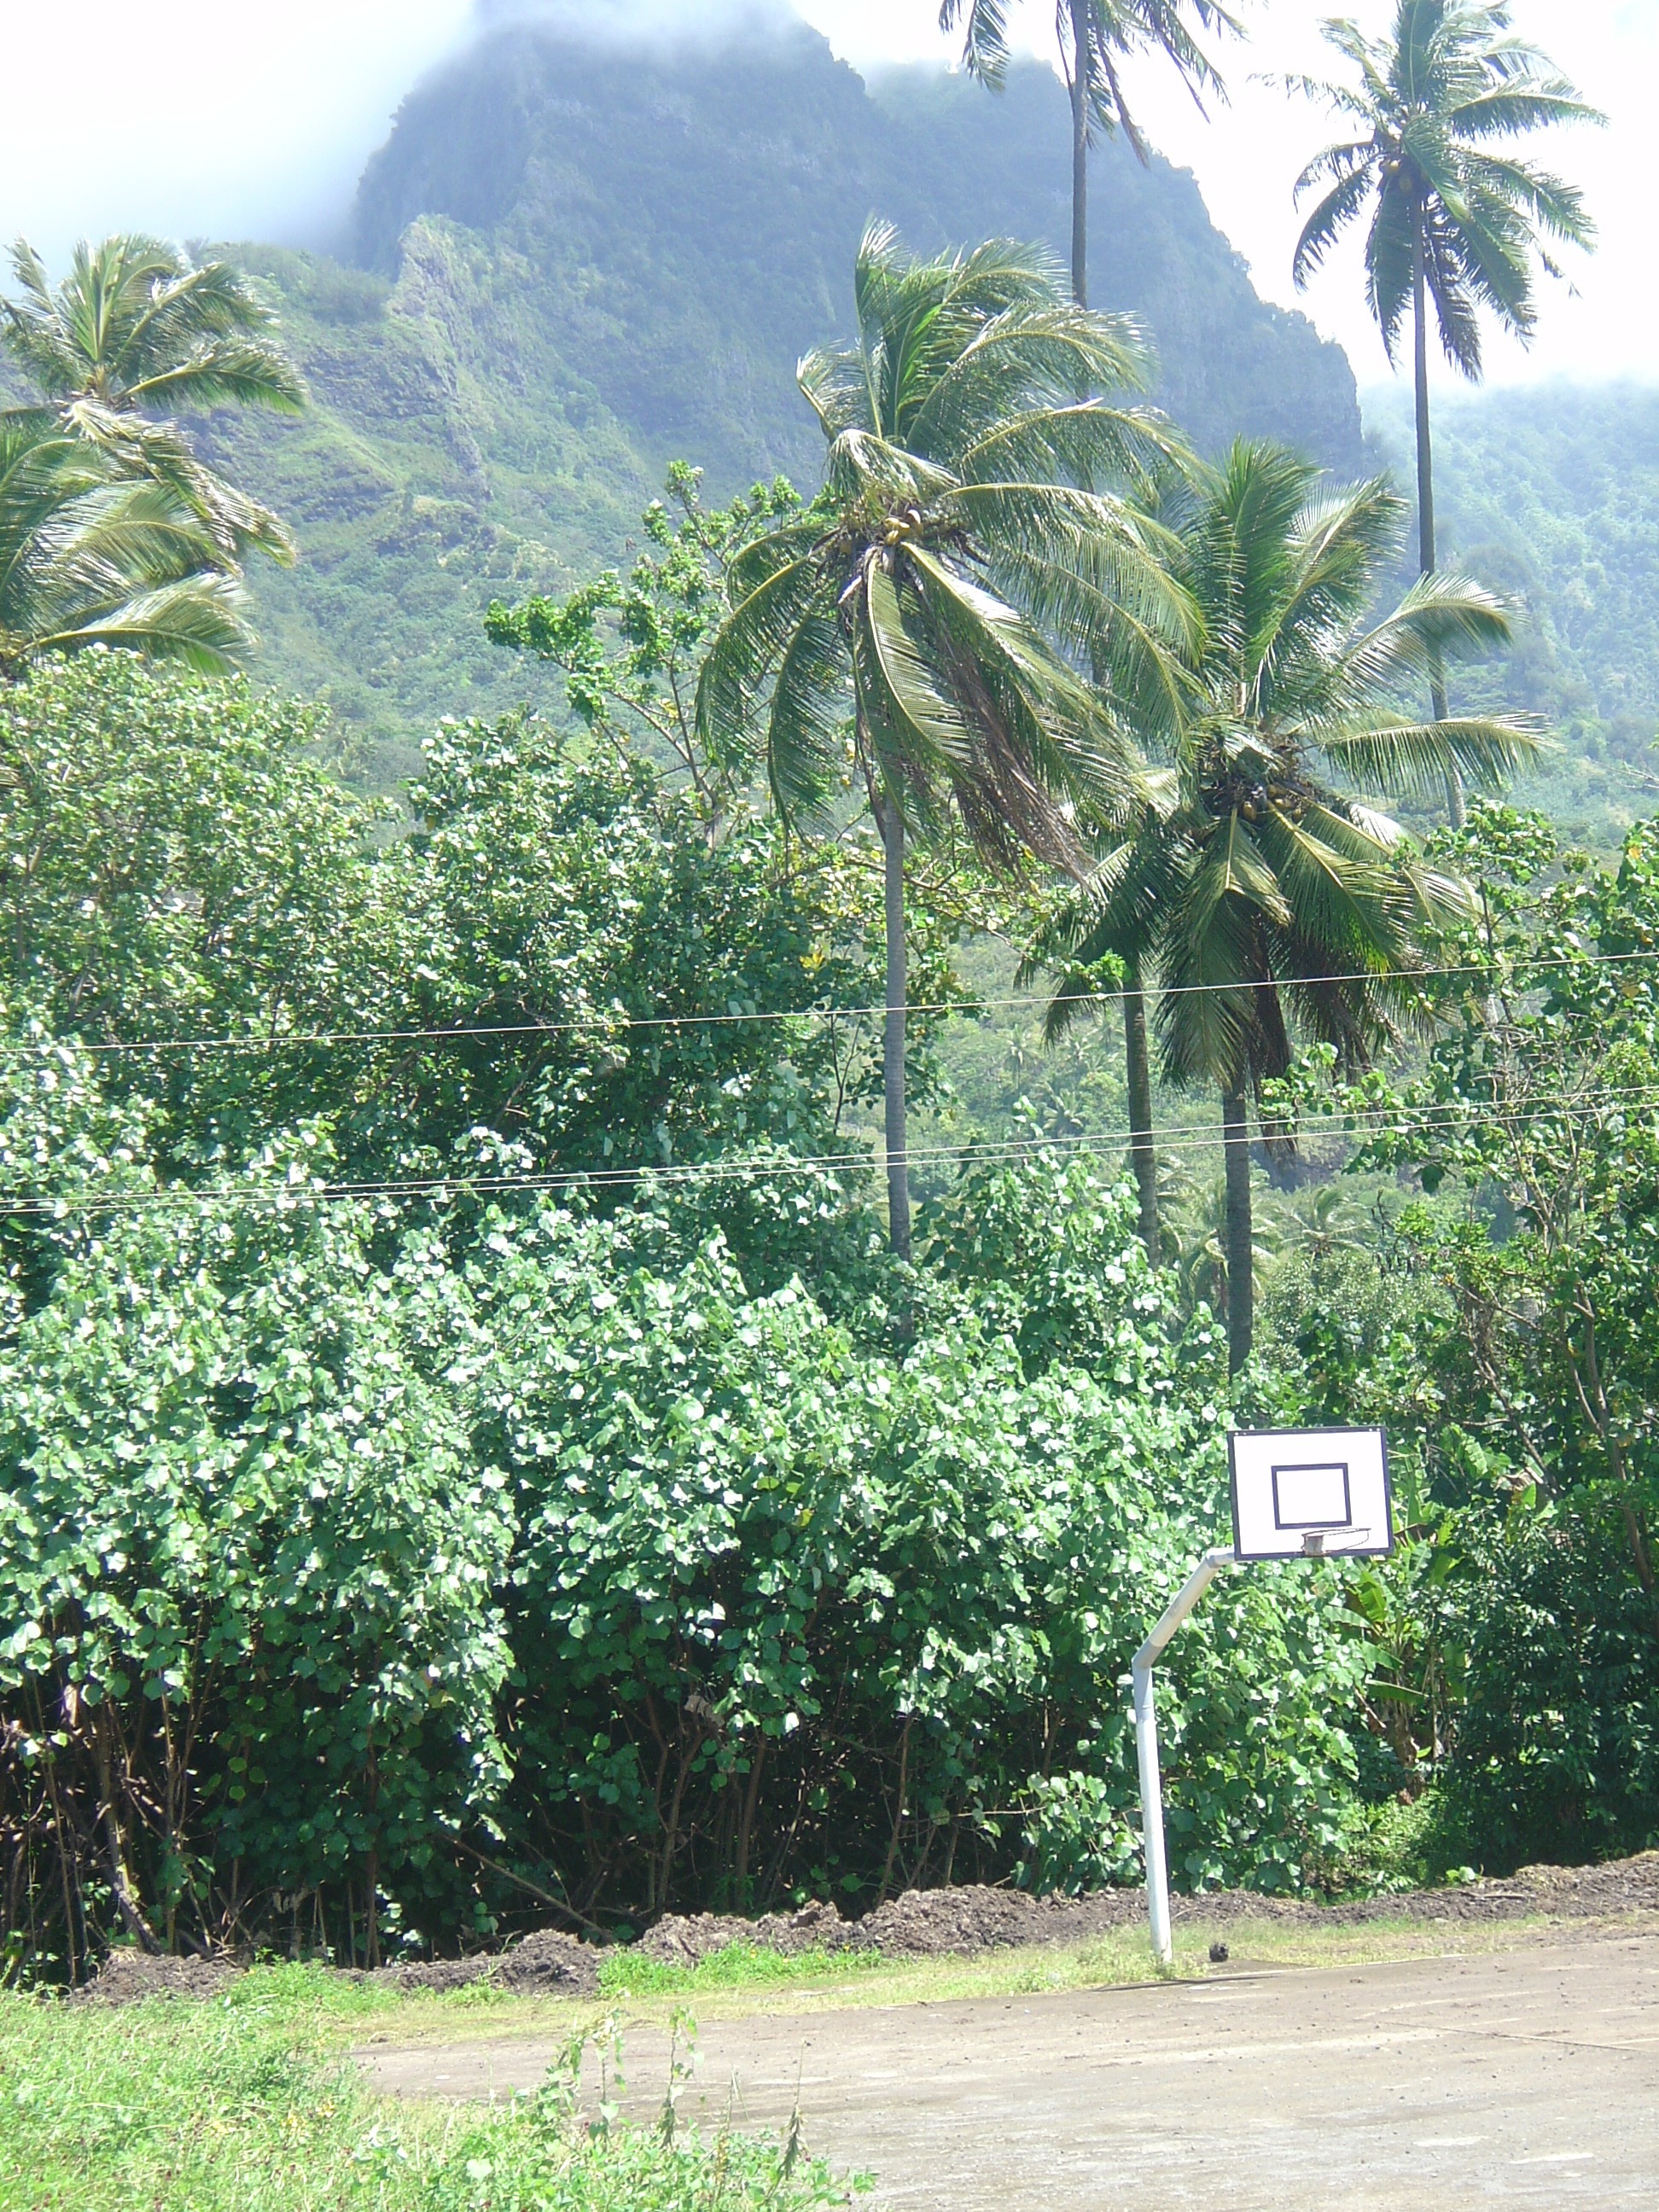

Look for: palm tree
[1287,2,1599,824]
[0,415,250,675]
[697,224,1193,1257]
[939,1,1241,308]
[1035,441,1544,1371]
[2,236,306,568]
[1022,780,1180,1263]
[940,3,1237,1263]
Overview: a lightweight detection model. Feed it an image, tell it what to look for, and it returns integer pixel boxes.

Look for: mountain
[1366,383,1659,844]
[193,18,1360,778]
[350,24,1362,484]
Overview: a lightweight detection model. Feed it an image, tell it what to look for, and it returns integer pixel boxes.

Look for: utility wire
[3,942,1656,1062]
[10,1075,1659,1222]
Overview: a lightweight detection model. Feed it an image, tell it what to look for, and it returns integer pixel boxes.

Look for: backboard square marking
[1272,1461,1353,1530]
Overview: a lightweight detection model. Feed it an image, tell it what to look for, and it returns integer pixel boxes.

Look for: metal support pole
[1132,1657,1172,1967]
[1131,1545,1235,1969]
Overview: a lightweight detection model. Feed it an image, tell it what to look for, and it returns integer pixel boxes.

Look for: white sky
[1,1,1648,393]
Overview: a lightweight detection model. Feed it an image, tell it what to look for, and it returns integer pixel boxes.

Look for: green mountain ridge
[189,22,1364,778]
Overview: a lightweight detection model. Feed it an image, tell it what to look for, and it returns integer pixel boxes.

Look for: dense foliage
[1265,799,1659,1866]
[0,1044,1377,1971]
[0,655,1432,1981]
[2,621,1656,1994]
[0,652,963,1211]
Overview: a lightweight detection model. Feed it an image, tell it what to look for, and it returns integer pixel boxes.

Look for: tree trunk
[91,1712,161,1954]
[364,1848,380,1971]
[878,793,911,1260]
[1413,224,1464,828]
[1068,0,1091,307]
[1122,960,1161,1266]
[1222,1087,1254,1377]
[734,1736,766,1905]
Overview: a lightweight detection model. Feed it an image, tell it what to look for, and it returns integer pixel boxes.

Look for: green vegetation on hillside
[1368,381,1659,841]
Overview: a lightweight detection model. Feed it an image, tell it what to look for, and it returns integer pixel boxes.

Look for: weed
[0,1993,857,2211]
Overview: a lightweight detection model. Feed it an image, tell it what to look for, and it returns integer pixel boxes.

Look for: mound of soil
[375,1927,600,1998]
[1317,1849,1659,1927]
[639,1851,1659,1965]
[637,1898,851,1965]
[77,1925,601,2005]
[77,1950,246,2004]
[71,1851,1659,2003]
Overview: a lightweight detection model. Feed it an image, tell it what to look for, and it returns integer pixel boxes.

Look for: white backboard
[1228,1427,1393,1561]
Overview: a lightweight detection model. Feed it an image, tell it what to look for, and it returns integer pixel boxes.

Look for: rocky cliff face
[207,20,1361,773]
[353,24,1362,477]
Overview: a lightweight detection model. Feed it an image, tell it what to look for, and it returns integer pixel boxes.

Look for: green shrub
[1434,1521,1659,1872]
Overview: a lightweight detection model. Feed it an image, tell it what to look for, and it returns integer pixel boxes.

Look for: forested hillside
[199,21,1360,777]
[1367,383,1659,842]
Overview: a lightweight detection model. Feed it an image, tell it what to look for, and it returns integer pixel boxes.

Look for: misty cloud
[473,0,800,54]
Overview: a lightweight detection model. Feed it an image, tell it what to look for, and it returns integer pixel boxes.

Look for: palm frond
[1292,163,1377,288]
[34,572,249,672]
[1318,714,1551,799]
[939,0,1012,90]
[125,340,308,416]
[762,604,849,826]
[694,550,828,767]
[1254,803,1408,973]
[863,556,977,773]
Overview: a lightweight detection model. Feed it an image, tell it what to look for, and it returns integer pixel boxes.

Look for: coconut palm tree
[940,1,1241,308]
[1034,441,1545,1370]
[2,236,306,568]
[696,223,1193,1257]
[1286,2,1598,824]
[0,416,250,675]
[940,3,1237,1260]
[1022,778,1183,1263]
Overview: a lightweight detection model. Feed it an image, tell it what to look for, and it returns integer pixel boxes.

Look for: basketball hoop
[1131,1427,1393,1967]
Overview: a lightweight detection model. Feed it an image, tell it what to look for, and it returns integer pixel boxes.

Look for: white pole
[1132,1656,1173,1966]
[1131,1546,1235,1971]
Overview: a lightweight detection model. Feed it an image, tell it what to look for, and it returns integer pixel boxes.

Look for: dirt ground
[362,1924,1659,2209]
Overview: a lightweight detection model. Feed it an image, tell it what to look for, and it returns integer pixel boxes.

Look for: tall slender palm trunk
[1062,2,1163,1269]
[1222,1086,1253,1375]
[1123,961,1161,1266]
[1413,226,1465,830]
[877,793,912,1260]
[1068,0,1091,308]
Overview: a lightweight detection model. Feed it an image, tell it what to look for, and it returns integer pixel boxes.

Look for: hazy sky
[2,1,1648,393]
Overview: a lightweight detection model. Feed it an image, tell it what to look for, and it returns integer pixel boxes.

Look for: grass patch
[596,1943,892,2000]
[0,1981,859,2211]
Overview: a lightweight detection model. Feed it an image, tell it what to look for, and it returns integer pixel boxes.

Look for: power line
[3,941,1656,1063]
[10,1075,1659,1222]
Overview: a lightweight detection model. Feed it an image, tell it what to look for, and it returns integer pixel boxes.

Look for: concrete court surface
[361,1927,1659,2209]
